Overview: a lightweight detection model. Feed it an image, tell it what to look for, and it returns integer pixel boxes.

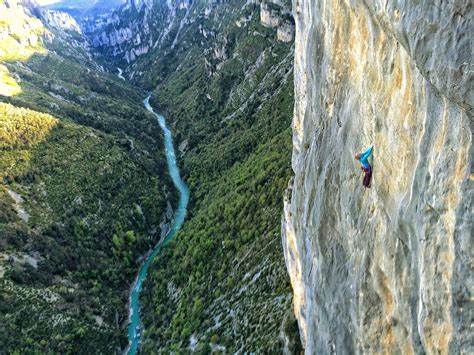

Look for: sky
[35,0,62,5]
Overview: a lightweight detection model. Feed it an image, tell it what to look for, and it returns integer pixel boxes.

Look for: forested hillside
[89,0,302,351]
[0,1,174,352]
[1,0,303,352]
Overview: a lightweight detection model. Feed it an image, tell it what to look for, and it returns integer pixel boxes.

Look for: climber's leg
[363,166,372,188]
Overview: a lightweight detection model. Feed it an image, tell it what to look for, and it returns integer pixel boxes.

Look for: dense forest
[0,3,175,352]
[132,0,301,351]
[1,0,301,352]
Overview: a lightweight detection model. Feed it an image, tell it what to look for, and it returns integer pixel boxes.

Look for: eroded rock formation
[38,9,82,33]
[282,0,472,353]
[277,20,295,42]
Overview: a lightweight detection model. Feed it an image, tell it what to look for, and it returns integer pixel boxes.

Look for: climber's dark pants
[362,165,372,188]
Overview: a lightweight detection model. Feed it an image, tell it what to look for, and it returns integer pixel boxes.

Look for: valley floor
[1,0,303,352]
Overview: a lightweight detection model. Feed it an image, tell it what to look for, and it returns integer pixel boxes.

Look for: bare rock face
[38,9,82,33]
[83,0,190,63]
[277,20,294,42]
[260,1,282,28]
[282,0,472,353]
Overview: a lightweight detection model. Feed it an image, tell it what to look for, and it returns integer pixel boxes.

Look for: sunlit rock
[282,0,472,353]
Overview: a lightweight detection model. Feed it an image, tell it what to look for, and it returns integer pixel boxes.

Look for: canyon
[0,0,471,353]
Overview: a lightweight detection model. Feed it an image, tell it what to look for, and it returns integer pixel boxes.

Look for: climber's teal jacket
[360,146,373,169]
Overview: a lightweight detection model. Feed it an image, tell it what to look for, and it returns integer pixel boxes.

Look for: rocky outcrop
[260,1,282,28]
[38,9,82,33]
[283,0,472,353]
[260,0,294,42]
[0,0,95,67]
[82,0,190,64]
[277,20,294,42]
[92,27,132,47]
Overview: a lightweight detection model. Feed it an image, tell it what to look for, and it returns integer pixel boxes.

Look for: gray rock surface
[282,0,473,353]
[38,9,82,33]
[7,189,30,222]
[277,21,295,42]
[260,1,282,28]
[82,0,184,63]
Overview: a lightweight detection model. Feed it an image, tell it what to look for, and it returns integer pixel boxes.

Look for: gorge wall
[283,0,472,353]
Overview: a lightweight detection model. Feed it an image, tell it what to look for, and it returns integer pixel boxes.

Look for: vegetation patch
[133,0,301,351]
[0,1,46,62]
[0,9,175,352]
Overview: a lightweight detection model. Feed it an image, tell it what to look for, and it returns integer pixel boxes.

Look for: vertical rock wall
[282,0,472,353]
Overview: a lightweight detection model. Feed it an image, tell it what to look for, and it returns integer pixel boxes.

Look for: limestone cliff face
[81,0,189,64]
[261,0,295,42]
[38,9,82,33]
[282,0,472,353]
[86,0,296,66]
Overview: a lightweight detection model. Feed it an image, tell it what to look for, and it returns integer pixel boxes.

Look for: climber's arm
[361,146,373,159]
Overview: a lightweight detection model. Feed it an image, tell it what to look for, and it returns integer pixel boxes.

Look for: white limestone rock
[282,0,473,353]
[277,21,294,42]
[39,9,82,33]
[260,1,282,28]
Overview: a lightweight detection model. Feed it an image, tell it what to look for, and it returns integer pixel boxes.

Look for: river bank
[125,96,190,354]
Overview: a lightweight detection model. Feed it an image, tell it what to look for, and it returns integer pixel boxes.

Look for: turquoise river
[126,96,189,354]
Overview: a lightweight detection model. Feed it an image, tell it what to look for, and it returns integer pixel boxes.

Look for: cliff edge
[282,0,472,353]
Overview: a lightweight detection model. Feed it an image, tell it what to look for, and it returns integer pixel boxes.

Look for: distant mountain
[41,0,127,18]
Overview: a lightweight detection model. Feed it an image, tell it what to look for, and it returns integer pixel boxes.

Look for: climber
[355,146,373,188]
